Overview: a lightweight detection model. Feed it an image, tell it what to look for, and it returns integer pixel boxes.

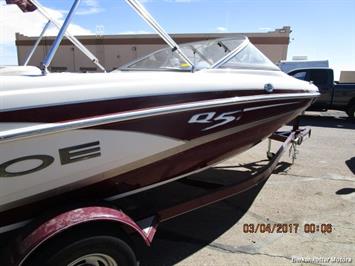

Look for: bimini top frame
[8,0,265,74]
[9,0,195,74]
[15,0,106,72]
[124,0,194,69]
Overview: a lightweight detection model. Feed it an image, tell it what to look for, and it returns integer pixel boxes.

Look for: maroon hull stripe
[95,99,309,140]
[0,102,308,228]
[1,90,308,123]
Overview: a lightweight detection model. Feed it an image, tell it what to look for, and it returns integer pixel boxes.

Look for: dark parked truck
[288,68,355,118]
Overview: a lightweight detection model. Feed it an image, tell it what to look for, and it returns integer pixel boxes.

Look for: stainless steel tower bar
[24,20,51,66]
[125,0,195,70]
[30,0,106,73]
[41,0,81,74]
[21,0,193,73]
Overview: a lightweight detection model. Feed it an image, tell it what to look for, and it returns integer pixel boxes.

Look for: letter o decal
[0,155,54,177]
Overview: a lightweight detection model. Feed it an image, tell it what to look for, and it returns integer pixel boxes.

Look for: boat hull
[0,90,315,230]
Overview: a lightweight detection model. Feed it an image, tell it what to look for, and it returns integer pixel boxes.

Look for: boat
[0,0,319,234]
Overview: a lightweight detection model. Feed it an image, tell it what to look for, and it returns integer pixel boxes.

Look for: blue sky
[1,0,354,78]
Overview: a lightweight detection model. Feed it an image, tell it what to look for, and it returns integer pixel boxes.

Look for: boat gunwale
[0,92,319,144]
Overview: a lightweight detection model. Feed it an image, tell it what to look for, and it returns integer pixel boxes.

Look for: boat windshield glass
[119,36,278,71]
[219,42,279,70]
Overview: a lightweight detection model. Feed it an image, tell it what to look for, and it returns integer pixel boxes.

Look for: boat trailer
[2,124,311,266]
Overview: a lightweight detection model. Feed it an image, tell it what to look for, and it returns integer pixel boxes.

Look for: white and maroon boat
[1,0,319,238]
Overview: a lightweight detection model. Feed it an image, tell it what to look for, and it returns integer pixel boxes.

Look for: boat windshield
[219,42,279,71]
[119,36,279,71]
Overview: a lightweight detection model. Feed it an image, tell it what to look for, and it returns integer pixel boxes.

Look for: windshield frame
[210,38,249,69]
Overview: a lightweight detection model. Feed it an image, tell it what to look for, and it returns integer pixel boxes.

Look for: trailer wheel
[26,235,137,266]
[346,104,355,118]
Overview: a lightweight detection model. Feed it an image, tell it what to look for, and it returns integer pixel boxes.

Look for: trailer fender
[15,206,155,265]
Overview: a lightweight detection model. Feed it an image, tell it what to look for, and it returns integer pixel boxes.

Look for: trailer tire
[346,104,355,118]
[26,235,137,266]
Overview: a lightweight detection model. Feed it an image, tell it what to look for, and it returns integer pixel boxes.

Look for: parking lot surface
[139,111,355,265]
